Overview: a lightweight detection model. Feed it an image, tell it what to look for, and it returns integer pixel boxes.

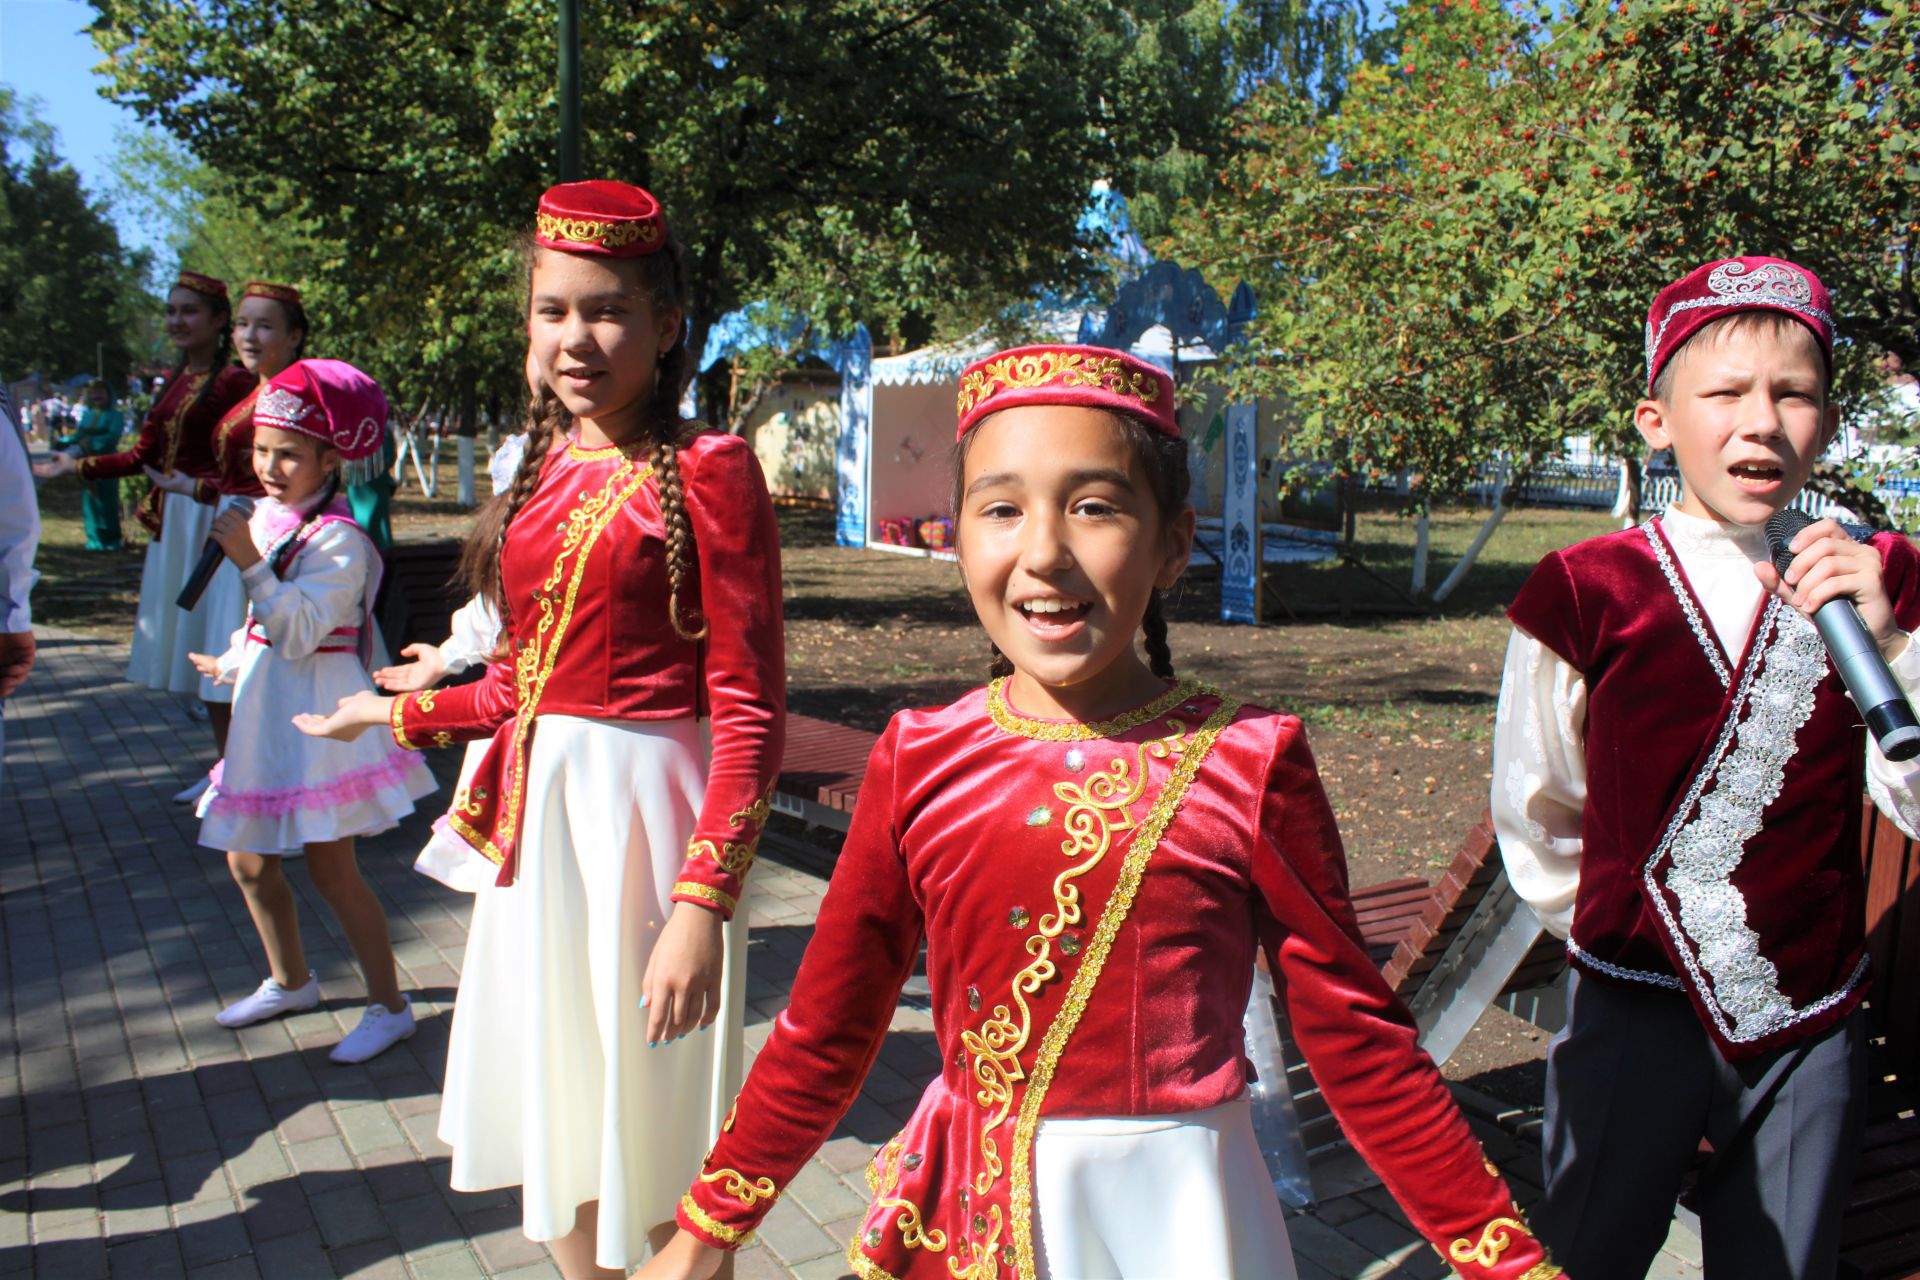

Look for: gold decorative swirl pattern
[414,688,437,713]
[1005,696,1239,1279]
[447,461,654,865]
[866,1137,948,1253]
[945,1203,1003,1280]
[1516,1262,1566,1280]
[955,351,1162,419]
[677,1193,751,1247]
[536,210,659,249]
[699,1167,779,1209]
[985,676,1204,741]
[1448,1217,1532,1267]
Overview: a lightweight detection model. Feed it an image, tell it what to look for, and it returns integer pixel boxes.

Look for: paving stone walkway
[1,625,1703,1279]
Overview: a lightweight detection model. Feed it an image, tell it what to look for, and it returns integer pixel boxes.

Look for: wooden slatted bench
[385,536,465,651]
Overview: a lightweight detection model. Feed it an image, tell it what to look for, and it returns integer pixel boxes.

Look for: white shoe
[216,973,321,1028]
[173,776,212,805]
[329,997,416,1064]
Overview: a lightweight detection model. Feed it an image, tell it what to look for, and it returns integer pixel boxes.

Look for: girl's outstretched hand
[293,690,392,742]
[31,453,75,479]
[373,643,447,692]
[187,652,233,685]
[143,465,198,496]
[632,1228,725,1279]
[641,902,725,1045]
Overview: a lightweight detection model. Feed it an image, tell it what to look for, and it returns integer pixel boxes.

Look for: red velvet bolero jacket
[1508,519,1920,1061]
[77,365,253,532]
[193,383,266,504]
[388,429,786,916]
[678,679,1560,1280]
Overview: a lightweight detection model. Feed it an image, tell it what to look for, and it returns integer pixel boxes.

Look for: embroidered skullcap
[955,344,1178,440]
[534,180,667,258]
[1645,256,1835,393]
[255,359,389,462]
[175,271,228,301]
[241,280,303,305]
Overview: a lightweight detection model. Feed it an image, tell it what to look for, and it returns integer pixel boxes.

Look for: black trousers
[1538,970,1866,1280]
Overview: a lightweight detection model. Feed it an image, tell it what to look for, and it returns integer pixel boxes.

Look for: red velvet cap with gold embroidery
[255,358,389,462]
[175,271,228,300]
[955,344,1178,440]
[242,280,302,305]
[534,180,667,258]
[1646,256,1835,393]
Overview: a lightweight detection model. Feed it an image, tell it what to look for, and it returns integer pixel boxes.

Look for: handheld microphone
[1764,508,1920,762]
[177,497,257,611]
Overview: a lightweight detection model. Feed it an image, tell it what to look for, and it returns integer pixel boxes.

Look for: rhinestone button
[903,1152,922,1171]
[973,1213,989,1235]
[1064,747,1085,772]
[1008,906,1030,928]
[1061,933,1082,957]
[866,1227,883,1247]
[1025,806,1052,827]
[966,986,982,1011]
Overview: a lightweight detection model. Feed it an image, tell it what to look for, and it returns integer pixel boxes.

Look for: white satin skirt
[126,491,216,696]
[413,737,497,892]
[436,715,748,1269]
[1032,1093,1296,1280]
[194,494,252,704]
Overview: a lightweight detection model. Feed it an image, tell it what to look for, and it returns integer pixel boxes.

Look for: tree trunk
[1431,476,1519,604]
[1410,503,1431,598]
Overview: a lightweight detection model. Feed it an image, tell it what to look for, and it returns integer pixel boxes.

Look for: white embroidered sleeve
[243,524,371,661]
[1865,631,1920,839]
[1490,626,1588,939]
[437,593,502,674]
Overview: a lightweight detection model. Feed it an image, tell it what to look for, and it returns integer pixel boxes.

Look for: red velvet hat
[175,271,228,300]
[955,344,1178,440]
[1645,256,1834,393]
[534,180,667,257]
[255,359,389,462]
[241,280,302,305]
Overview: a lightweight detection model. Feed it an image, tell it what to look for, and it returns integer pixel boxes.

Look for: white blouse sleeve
[1865,633,1920,839]
[437,593,502,673]
[239,523,371,661]
[1490,626,1589,939]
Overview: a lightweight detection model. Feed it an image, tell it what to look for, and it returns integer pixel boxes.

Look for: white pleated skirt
[127,491,217,697]
[437,715,749,1269]
[1032,1093,1296,1280]
[194,495,253,704]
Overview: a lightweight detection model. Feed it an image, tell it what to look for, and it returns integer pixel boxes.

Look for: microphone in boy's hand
[177,497,257,611]
[1764,509,1920,761]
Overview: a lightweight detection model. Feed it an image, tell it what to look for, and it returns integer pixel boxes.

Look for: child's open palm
[293,689,391,742]
[373,643,447,692]
[187,652,233,685]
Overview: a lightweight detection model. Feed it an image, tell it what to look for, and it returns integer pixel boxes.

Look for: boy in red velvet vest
[1492,258,1920,1279]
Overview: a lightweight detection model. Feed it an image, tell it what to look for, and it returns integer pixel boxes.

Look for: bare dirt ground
[33,455,1615,1101]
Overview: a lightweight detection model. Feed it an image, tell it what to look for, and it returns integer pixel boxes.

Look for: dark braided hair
[461,228,703,640]
[952,411,1189,682]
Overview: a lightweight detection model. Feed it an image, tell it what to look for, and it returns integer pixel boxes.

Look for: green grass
[27,472,146,636]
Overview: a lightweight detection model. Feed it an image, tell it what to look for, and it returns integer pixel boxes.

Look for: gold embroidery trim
[1516,1264,1565,1280]
[211,387,256,476]
[867,1136,948,1253]
[844,1245,905,1280]
[677,1193,752,1248]
[563,439,626,462]
[1448,1216,1532,1267]
[956,350,1162,419]
[389,694,417,751]
[1006,695,1239,1279]
[698,1167,778,1209]
[688,779,778,877]
[985,676,1207,741]
[447,461,655,867]
[158,370,211,476]
[673,881,739,915]
[537,209,660,249]
[415,688,437,713]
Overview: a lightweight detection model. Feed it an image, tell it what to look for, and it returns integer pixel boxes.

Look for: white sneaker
[329,997,416,1064]
[216,973,321,1028]
[173,776,212,804]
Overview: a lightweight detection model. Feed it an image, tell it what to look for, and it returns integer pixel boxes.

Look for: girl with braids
[642,346,1562,1280]
[35,272,252,727]
[296,181,784,1279]
[187,359,435,1063]
[147,281,312,792]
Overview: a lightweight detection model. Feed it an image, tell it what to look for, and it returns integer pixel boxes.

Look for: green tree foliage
[1170,0,1917,504]
[0,89,152,384]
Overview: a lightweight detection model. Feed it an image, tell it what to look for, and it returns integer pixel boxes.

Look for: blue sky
[1,0,163,254]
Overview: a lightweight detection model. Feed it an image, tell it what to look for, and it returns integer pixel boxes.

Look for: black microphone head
[229,496,257,517]
[1764,508,1815,576]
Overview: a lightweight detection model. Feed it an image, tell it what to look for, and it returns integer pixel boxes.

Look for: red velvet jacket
[388,429,785,915]
[677,679,1560,1280]
[78,365,253,533]
[193,383,266,504]
[1508,518,1920,1061]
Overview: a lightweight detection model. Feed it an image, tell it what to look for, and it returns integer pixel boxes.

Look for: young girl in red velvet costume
[640,345,1562,1280]
[297,180,785,1280]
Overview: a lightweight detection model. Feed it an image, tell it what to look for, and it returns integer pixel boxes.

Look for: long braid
[635,251,706,643]
[1142,590,1175,679]
[185,313,235,415]
[987,643,1015,680]
[485,385,566,622]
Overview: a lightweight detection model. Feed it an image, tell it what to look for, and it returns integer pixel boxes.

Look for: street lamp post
[558,0,581,182]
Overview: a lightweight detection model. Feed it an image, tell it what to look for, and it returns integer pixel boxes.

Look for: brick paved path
[1,626,1703,1278]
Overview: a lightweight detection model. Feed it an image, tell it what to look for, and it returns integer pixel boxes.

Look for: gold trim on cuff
[673,881,739,916]
[678,1193,751,1249]
[389,694,417,751]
